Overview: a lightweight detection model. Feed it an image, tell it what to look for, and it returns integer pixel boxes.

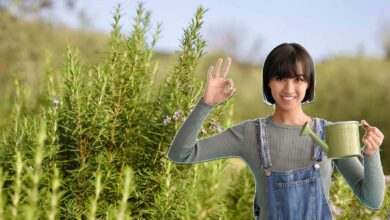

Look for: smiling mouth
[282,96,296,101]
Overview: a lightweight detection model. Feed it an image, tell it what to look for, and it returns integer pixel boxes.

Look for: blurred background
[1,0,390,173]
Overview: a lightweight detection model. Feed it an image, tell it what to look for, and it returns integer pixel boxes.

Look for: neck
[272,105,312,125]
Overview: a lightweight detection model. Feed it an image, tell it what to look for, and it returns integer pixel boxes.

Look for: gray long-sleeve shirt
[168,98,385,219]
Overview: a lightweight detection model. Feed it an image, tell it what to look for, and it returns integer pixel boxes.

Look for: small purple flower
[177,80,183,88]
[187,86,193,94]
[163,115,171,124]
[173,111,182,121]
[209,118,216,126]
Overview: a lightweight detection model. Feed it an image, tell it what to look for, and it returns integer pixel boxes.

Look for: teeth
[282,96,295,100]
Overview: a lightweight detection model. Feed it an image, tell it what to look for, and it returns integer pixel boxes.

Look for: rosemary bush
[0,3,239,219]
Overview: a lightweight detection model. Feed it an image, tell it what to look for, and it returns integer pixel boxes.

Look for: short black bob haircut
[262,43,315,105]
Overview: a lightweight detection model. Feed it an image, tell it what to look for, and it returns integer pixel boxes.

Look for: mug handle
[359,120,370,152]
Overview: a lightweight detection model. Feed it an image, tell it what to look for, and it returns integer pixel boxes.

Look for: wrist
[201,97,215,107]
[201,96,215,106]
[363,148,379,157]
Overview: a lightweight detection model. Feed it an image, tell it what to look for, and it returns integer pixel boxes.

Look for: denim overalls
[254,118,333,220]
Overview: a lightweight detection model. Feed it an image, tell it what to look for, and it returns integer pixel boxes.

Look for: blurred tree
[0,9,108,130]
[379,21,390,60]
[206,21,263,65]
[0,0,76,13]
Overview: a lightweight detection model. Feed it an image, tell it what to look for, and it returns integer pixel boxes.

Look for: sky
[49,0,390,62]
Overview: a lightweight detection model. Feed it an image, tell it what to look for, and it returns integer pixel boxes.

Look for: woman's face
[268,63,308,111]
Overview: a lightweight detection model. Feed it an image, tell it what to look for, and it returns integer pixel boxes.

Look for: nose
[283,79,294,93]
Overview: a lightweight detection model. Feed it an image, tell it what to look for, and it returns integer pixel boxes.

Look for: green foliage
[224,167,256,219]
[0,3,389,220]
[330,172,389,219]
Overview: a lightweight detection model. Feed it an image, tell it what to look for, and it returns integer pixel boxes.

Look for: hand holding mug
[361,120,384,156]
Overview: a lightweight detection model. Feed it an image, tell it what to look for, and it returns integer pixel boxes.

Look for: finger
[221,57,232,79]
[361,120,371,130]
[362,138,372,150]
[214,58,223,78]
[225,87,237,98]
[366,133,382,146]
[362,120,384,139]
[371,127,384,139]
[363,135,380,150]
[224,80,236,96]
[207,66,214,80]
[368,135,380,147]
[224,79,235,92]
[366,129,383,142]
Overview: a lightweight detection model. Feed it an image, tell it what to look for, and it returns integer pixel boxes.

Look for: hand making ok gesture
[202,57,236,106]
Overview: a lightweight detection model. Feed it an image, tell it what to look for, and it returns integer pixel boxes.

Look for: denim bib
[254,118,333,220]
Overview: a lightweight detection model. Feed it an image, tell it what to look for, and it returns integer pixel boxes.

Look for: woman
[168,43,385,219]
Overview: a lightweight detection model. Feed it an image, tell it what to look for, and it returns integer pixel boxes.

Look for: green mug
[300,121,362,159]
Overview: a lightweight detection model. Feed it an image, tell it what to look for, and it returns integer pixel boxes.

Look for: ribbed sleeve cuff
[363,150,383,169]
[198,97,215,112]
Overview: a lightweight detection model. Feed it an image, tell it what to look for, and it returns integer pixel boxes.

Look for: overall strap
[312,118,326,162]
[257,118,272,169]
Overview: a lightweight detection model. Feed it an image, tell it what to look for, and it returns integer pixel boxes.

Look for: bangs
[269,53,312,82]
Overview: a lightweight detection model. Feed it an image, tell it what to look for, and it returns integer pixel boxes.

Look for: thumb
[361,120,370,130]
[226,88,237,98]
